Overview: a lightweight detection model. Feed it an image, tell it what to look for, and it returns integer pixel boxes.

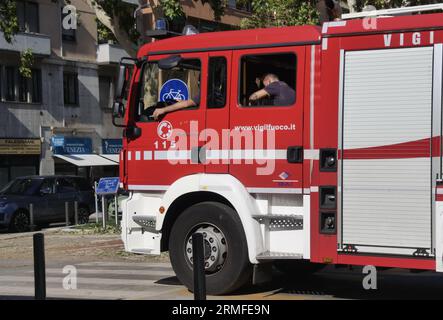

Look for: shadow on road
[152,265,443,300]
[263,266,443,300]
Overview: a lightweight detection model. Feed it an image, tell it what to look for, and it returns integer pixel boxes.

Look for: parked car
[107,190,129,220]
[0,175,95,232]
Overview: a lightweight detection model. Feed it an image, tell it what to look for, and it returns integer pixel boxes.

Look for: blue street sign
[159,79,189,102]
[102,139,122,154]
[51,136,65,147]
[96,177,120,195]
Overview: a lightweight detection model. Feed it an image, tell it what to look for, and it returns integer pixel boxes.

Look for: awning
[54,154,118,167]
[100,154,119,163]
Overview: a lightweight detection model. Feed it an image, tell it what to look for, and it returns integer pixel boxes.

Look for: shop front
[51,136,121,183]
[0,138,41,188]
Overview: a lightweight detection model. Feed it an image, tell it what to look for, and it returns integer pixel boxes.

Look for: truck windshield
[136,58,201,122]
[0,178,41,196]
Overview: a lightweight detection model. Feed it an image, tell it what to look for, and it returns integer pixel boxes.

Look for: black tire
[168,201,252,295]
[9,210,30,233]
[78,206,90,224]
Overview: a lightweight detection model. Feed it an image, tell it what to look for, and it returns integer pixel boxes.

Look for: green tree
[239,0,319,29]
[346,0,438,12]
[240,0,440,29]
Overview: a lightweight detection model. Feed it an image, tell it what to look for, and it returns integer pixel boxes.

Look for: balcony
[0,32,51,56]
[97,43,130,64]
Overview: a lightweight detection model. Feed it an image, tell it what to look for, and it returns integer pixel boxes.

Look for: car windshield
[0,178,41,196]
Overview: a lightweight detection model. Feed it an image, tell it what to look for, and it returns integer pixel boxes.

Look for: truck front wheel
[168,201,252,295]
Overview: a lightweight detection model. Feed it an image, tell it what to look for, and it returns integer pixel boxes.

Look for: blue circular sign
[159,79,189,102]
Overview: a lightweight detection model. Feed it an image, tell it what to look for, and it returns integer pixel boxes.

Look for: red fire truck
[113,4,443,294]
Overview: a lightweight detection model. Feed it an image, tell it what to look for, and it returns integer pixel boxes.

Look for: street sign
[159,79,189,102]
[96,177,120,195]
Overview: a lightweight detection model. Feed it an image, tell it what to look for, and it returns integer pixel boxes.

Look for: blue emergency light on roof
[155,18,167,31]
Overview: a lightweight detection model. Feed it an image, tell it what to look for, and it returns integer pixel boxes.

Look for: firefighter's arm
[249,89,269,101]
[153,99,197,120]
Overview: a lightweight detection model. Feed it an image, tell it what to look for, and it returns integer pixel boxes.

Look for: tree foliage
[0,0,19,43]
[352,0,438,11]
[240,0,319,29]
[19,49,34,78]
[239,0,440,29]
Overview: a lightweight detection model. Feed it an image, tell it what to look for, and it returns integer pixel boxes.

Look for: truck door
[339,46,438,256]
[230,47,305,192]
[204,52,231,173]
[125,52,207,189]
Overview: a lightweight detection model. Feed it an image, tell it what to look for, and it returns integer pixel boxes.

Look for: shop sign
[102,139,123,154]
[52,136,92,155]
[0,138,41,155]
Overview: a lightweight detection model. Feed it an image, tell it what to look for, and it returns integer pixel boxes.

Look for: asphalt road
[1,229,443,300]
[2,259,443,300]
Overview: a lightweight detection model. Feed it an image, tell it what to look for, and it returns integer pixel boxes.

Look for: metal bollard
[74,201,78,225]
[65,202,69,226]
[33,233,46,300]
[192,233,206,300]
[101,196,107,229]
[114,195,118,226]
[94,182,99,224]
[29,203,35,232]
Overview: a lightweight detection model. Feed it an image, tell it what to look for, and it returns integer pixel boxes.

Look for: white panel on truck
[341,47,433,254]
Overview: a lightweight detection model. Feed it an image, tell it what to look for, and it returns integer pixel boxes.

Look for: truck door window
[136,58,201,122]
[238,53,297,107]
[207,57,227,109]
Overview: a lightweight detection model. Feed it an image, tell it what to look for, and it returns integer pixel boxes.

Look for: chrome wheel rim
[185,224,228,274]
[14,212,29,232]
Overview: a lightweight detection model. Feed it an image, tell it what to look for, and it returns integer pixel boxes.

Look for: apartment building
[0,0,251,188]
[0,0,130,188]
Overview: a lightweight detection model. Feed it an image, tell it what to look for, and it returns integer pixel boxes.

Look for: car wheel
[78,206,90,224]
[168,202,252,295]
[9,210,30,233]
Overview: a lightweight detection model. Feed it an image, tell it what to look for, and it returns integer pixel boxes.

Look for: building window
[99,76,113,109]
[239,53,297,107]
[228,0,252,12]
[63,73,79,106]
[16,1,39,33]
[5,67,16,101]
[30,69,42,103]
[61,8,76,41]
[207,57,227,109]
[1,66,41,103]
[136,59,201,122]
[19,74,28,102]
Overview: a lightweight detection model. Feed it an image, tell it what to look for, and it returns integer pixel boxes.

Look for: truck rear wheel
[168,201,252,295]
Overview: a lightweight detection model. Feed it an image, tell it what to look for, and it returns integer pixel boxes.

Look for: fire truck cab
[113,5,443,295]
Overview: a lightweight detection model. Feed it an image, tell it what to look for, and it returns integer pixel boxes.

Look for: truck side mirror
[113,101,125,118]
[124,126,142,139]
[115,65,127,100]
